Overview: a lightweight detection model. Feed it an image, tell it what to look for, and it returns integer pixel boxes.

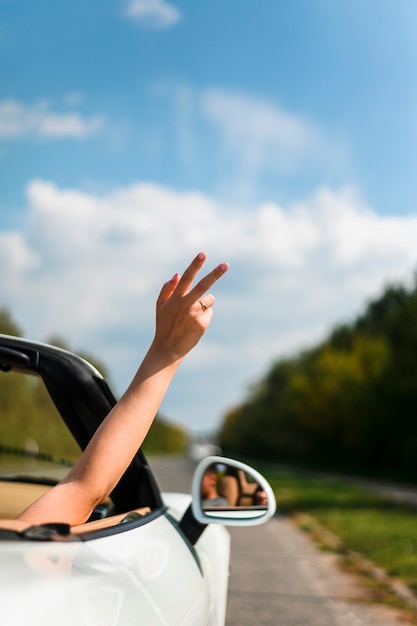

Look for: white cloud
[123,0,181,29]
[2,179,417,433]
[200,89,328,176]
[0,232,39,296]
[0,100,104,139]
[156,85,347,199]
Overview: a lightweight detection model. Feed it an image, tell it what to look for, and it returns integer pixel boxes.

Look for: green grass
[266,468,417,595]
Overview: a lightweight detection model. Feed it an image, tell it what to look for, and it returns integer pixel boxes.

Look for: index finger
[187,262,229,302]
[174,252,209,297]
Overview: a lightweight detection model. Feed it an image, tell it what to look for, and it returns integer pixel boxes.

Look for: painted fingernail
[197,252,206,260]
[219,263,229,272]
[170,272,179,282]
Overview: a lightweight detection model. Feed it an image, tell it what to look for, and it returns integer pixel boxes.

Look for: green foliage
[0,370,81,461]
[219,276,417,480]
[0,308,22,336]
[142,416,188,455]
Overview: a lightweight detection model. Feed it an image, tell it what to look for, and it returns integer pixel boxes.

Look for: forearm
[18,344,182,525]
[75,342,183,499]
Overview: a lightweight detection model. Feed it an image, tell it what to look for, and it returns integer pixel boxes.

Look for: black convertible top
[0,334,163,512]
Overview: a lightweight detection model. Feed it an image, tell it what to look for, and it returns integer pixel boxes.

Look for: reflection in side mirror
[191,456,276,526]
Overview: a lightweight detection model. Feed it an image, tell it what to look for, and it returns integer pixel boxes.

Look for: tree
[142,416,188,455]
[218,275,417,479]
[0,308,22,336]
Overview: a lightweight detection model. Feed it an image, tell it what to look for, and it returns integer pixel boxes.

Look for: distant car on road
[189,442,222,461]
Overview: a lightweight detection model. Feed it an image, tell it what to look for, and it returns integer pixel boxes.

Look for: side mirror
[191,456,276,526]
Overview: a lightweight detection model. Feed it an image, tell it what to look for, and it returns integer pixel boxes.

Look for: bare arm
[18,253,229,526]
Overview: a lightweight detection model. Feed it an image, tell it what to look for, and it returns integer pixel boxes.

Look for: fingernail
[197,252,206,260]
[219,262,229,272]
[170,272,179,282]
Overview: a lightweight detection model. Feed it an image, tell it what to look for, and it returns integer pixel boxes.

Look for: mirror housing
[191,456,276,526]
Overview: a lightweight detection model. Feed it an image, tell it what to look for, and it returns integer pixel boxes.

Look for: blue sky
[1,0,417,435]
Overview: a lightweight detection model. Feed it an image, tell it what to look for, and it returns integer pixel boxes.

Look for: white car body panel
[1,505,230,626]
[0,336,275,626]
[162,492,231,626]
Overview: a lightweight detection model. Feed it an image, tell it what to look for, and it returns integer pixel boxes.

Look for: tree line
[0,309,187,459]
[219,275,417,481]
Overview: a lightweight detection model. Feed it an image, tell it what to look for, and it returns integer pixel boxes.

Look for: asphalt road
[150,456,406,626]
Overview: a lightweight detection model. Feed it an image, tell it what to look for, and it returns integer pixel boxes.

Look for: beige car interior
[0,480,150,534]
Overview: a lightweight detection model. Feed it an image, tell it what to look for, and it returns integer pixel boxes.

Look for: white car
[0,335,276,626]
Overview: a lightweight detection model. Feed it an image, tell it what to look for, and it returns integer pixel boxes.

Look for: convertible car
[0,334,276,626]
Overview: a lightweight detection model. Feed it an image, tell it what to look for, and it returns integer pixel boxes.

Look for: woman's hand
[152,252,229,361]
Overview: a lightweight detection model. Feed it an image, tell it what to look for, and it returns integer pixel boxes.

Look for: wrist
[146,338,185,368]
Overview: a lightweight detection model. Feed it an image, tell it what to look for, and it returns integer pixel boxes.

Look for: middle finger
[187,261,229,303]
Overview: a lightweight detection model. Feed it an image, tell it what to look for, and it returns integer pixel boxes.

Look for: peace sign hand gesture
[154,252,229,362]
